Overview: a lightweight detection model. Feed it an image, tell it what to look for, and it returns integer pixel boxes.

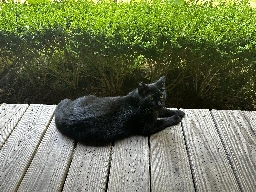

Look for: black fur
[55,76,185,145]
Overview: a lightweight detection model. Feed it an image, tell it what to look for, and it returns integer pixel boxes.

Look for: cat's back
[56,95,99,109]
[56,95,131,119]
[75,95,99,105]
[74,95,129,116]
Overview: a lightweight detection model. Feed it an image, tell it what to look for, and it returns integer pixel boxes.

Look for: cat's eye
[160,95,164,99]
[150,96,154,100]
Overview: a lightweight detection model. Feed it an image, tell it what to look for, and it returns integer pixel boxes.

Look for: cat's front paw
[166,115,182,126]
[176,110,185,118]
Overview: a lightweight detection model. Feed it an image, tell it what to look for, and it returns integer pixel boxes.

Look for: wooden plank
[182,109,240,191]
[211,110,256,191]
[62,143,111,192]
[0,104,56,191]
[17,117,75,192]
[107,136,150,192]
[150,119,194,191]
[0,104,28,148]
[242,111,256,135]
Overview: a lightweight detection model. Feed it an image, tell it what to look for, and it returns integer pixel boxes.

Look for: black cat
[55,76,185,145]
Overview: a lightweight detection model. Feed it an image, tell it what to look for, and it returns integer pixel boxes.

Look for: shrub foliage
[0,0,255,109]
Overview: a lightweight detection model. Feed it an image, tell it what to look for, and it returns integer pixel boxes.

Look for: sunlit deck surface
[0,104,255,191]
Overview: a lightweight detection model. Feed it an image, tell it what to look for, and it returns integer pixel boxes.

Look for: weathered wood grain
[0,104,28,148]
[0,104,56,191]
[211,110,256,191]
[63,143,111,192]
[0,104,255,192]
[107,136,150,192]
[150,120,194,191]
[243,111,256,135]
[182,109,239,192]
[17,117,75,192]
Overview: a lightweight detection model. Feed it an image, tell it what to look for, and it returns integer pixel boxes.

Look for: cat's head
[138,76,166,110]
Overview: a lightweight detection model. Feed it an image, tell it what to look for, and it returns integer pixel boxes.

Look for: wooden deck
[0,104,255,191]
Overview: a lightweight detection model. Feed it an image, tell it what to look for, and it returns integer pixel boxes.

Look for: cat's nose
[158,101,162,106]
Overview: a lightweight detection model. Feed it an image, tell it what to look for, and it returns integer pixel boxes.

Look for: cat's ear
[138,82,149,96]
[155,76,166,88]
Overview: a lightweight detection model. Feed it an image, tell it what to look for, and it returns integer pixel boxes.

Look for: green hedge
[0,0,255,109]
